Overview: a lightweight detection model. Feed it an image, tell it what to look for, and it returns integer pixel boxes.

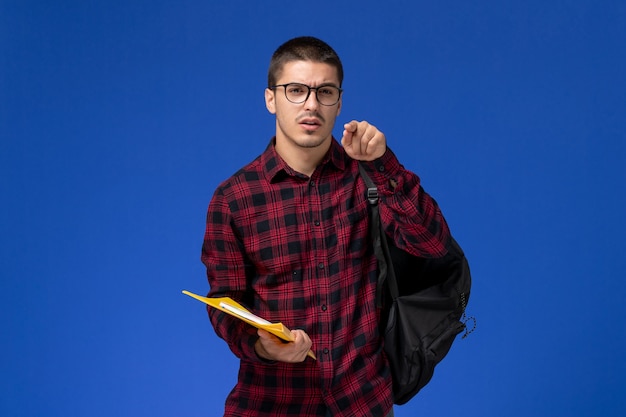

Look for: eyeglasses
[270,83,343,106]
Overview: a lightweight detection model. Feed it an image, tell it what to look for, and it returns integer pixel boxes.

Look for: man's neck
[274,137,332,177]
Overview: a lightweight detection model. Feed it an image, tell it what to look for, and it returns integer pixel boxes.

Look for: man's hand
[341,120,387,161]
[255,329,312,363]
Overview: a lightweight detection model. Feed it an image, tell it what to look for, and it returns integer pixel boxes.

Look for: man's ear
[265,88,276,114]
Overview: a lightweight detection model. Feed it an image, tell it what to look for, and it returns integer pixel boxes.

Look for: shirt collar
[261,137,348,182]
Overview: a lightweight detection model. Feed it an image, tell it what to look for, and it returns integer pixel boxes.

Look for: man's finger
[344,120,358,133]
[341,129,352,148]
[341,121,357,147]
[347,121,366,155]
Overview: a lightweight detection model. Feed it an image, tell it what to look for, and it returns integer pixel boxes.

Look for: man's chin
[296,133,331,149]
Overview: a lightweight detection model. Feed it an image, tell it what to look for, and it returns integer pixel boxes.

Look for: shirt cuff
[241,327,277,364]
[361,147,403,188]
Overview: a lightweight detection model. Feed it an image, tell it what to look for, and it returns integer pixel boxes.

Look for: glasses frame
[270,83,343,106]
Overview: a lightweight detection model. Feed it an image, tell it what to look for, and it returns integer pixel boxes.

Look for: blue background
[2,1,625,416]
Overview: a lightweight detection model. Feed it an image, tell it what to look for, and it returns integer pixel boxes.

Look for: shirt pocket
[333,194,370,261]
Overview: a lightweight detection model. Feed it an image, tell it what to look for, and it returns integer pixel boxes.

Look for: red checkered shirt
[201,138,449,416]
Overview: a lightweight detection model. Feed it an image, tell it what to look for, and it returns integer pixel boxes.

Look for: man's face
[265,60,342,151]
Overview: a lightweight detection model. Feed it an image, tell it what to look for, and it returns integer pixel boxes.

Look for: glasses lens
[316,86,340,105]
[284,84,309,103]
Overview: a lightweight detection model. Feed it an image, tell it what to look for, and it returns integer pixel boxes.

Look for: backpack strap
[358,163,400,306]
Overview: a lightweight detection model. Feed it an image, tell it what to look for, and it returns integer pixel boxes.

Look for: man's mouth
[299,117,322,131]
[300,118,320,125]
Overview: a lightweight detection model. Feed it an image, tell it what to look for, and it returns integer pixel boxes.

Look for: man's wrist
[254,338,277,364]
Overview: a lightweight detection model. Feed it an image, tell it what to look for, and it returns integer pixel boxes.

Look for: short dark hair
[267,36,344,88]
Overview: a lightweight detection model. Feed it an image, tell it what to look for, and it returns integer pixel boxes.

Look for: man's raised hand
[341,120,387,161]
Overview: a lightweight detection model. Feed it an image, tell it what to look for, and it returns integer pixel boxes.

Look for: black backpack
[359,164,475,405]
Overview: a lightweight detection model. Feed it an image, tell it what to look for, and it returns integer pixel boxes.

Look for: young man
[201,36,450,417]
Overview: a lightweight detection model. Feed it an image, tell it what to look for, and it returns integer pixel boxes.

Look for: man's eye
[288,86,305,94]
[319,88,334,96]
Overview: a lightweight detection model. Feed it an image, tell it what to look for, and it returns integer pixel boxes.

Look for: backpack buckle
[366,187,379,205]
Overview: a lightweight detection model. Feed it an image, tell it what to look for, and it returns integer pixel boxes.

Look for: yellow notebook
[182,290,316,360]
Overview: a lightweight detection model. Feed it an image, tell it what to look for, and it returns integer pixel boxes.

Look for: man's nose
[303,88,320,110]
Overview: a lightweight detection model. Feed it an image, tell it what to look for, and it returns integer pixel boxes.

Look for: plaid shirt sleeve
[360,148,450,258]
[200,185,266,361]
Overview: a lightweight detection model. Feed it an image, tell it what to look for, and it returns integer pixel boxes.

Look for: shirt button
[323,348,329,354]
[378,165,385,172]
[321,304,327,311]
[318,263,324,269]
[314,220,320,226]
